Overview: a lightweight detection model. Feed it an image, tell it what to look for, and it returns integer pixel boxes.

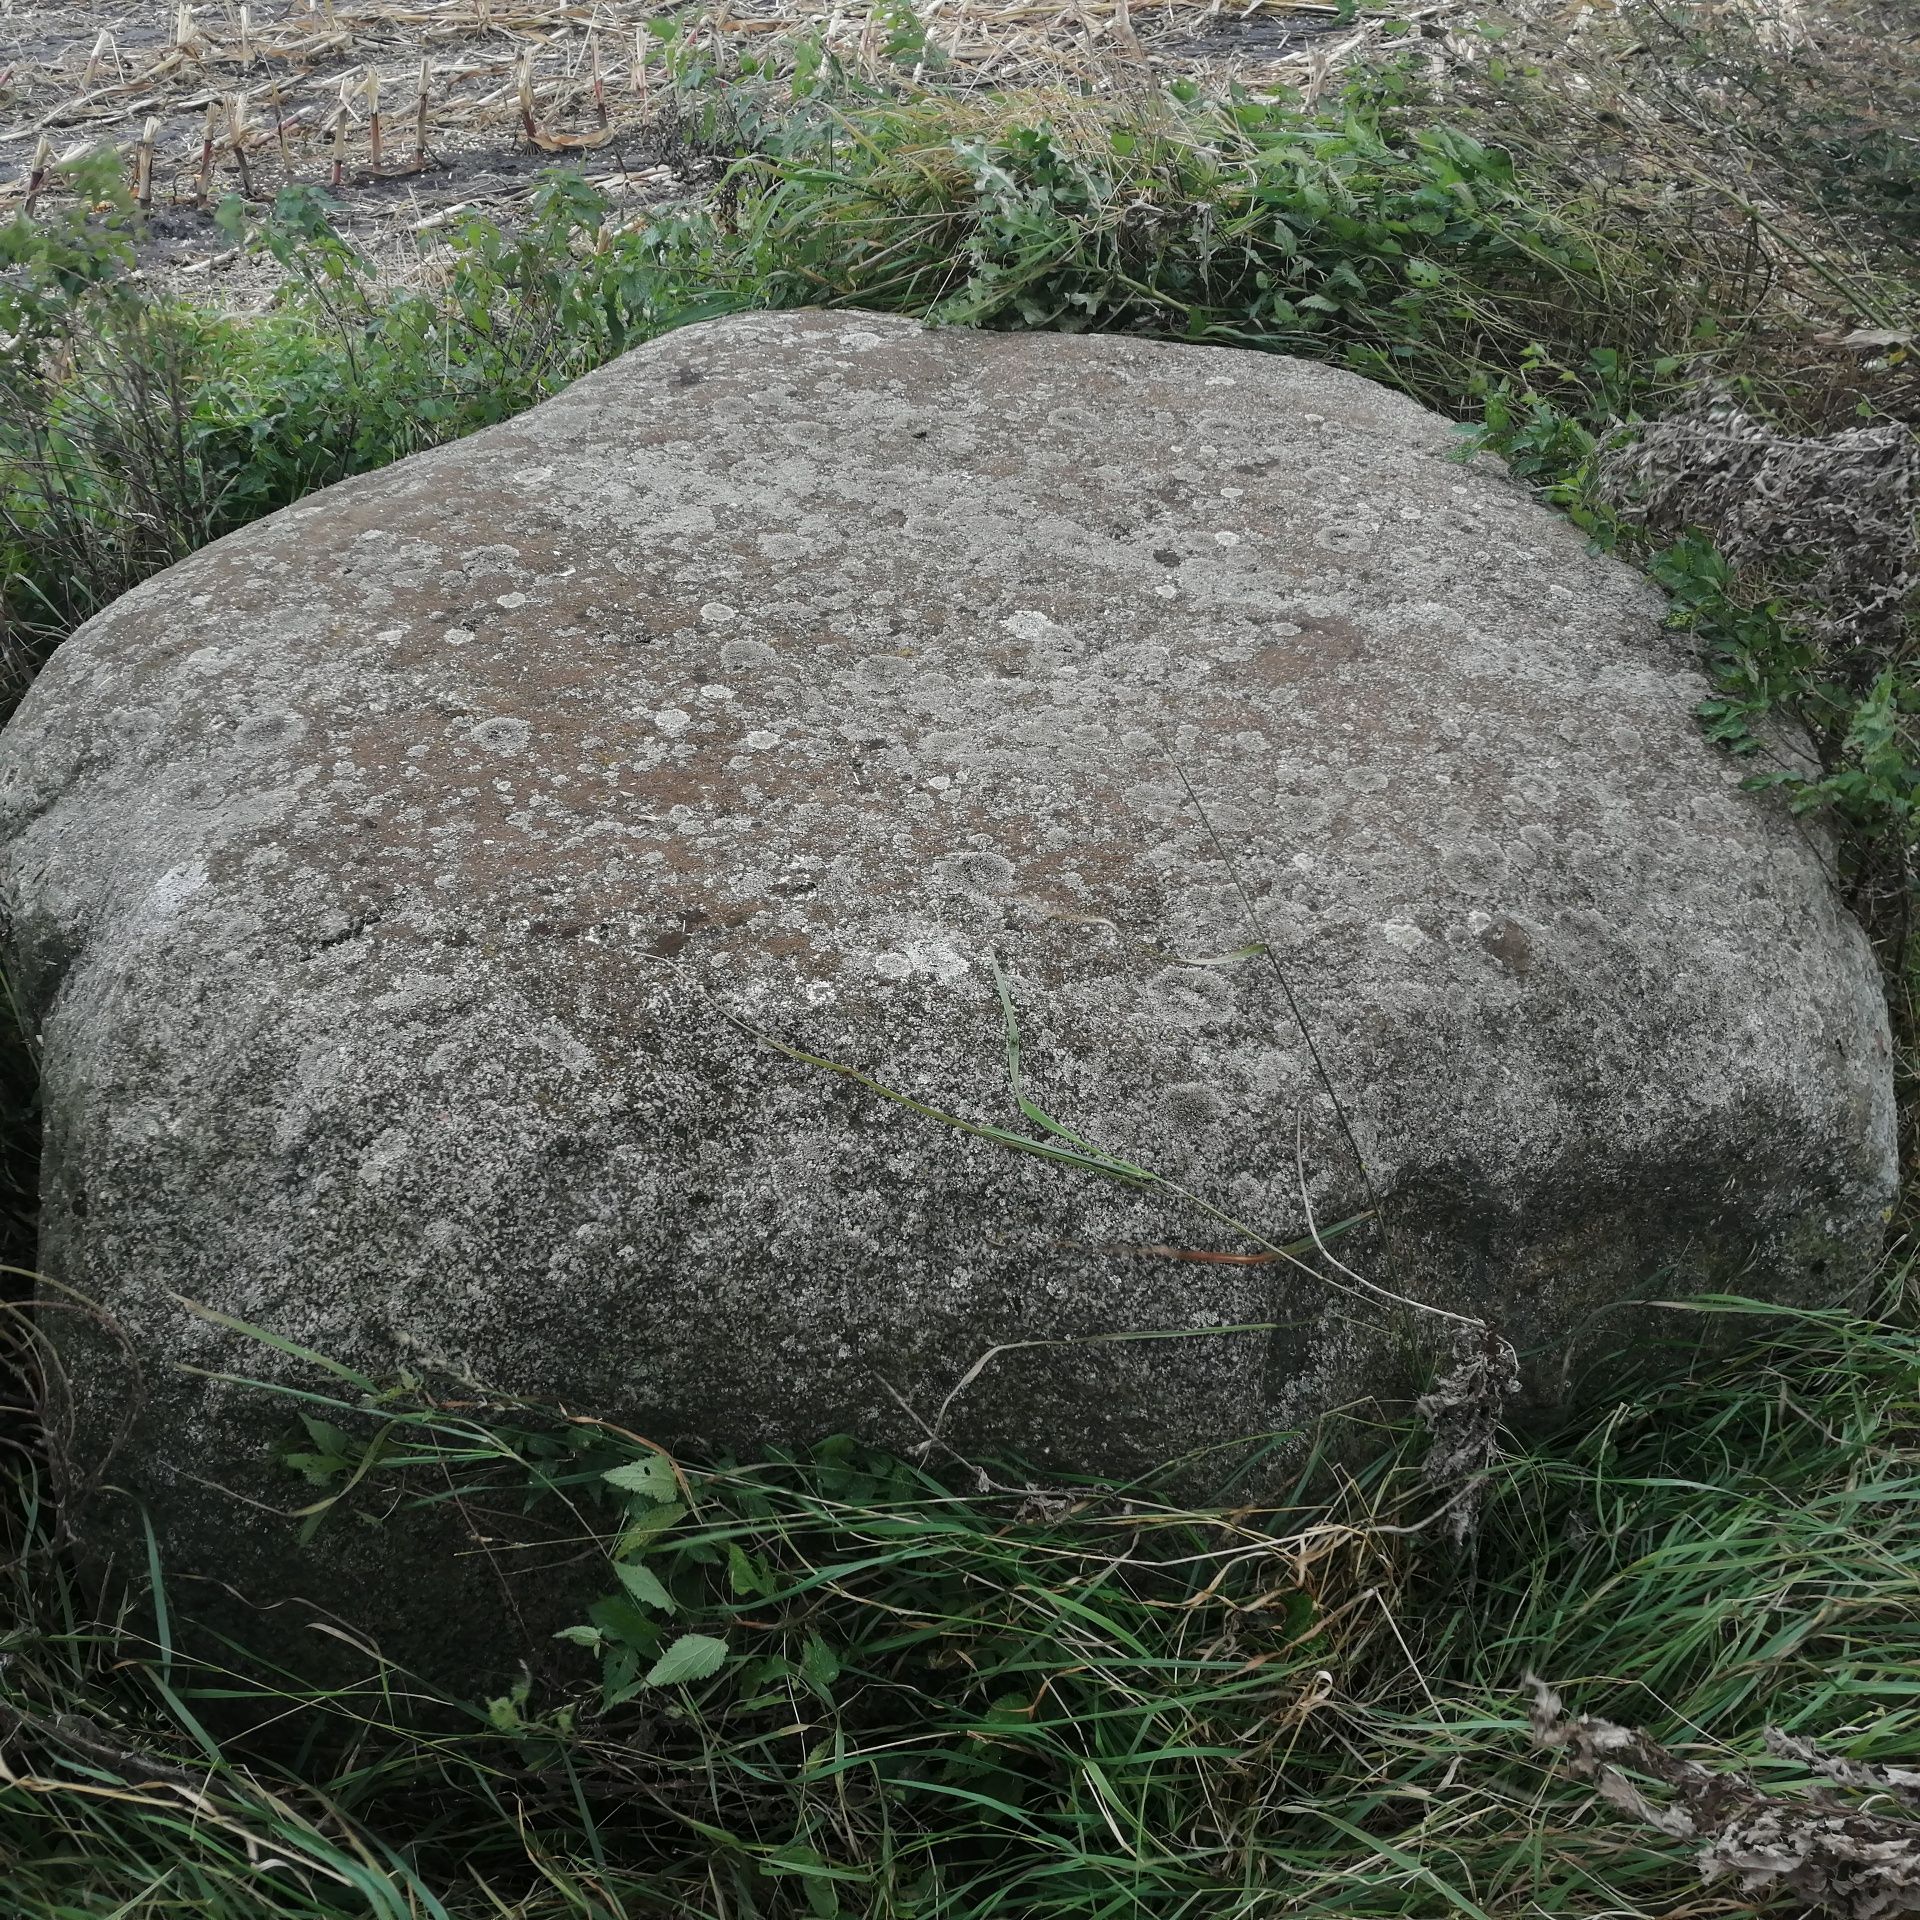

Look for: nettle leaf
[727,1543,771,1598]
[735,1653,794,1706]
[801,1634,841,1700]
[485,1673,530,1733]
[645,1633,729,1688]
[300,1414,357,1458]
[602,1453,679,1502]
[615,1502,686,1554]
[588,1594,663,1652]
[615,1560,675,1614]
[552,1624,603,1649]
[283,1451,349,1486]
[601,1644,644,1712]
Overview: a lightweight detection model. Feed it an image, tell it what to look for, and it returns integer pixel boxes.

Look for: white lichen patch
[1001,609,1065,642]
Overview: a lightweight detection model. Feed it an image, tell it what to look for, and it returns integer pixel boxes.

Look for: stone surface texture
[0,311,1896,1661]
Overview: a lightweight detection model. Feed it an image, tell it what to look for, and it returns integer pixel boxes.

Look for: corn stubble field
[0,0,1374,271]
[0,0,1917,1914]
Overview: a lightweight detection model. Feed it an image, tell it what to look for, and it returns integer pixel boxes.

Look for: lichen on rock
[0,310,1896,1671]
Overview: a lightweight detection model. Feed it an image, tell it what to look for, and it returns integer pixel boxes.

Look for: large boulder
[0,311,1896,1667]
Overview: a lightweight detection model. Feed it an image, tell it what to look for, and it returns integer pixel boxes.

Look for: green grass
[1,1285,1917,1917]
[0,24,1916,1918]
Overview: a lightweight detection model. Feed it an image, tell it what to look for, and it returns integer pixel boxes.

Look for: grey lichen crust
[0,311,1896,1666]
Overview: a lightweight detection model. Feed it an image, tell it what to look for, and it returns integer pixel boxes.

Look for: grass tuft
[1,1288,1918,1916]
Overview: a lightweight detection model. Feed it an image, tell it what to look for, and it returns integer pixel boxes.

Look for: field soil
[0,0,1382,285]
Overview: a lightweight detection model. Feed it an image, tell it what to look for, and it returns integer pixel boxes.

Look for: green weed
[0,1286,1916,1916]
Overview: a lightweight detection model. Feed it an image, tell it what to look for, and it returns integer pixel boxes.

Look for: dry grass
[1428,0,1919,422]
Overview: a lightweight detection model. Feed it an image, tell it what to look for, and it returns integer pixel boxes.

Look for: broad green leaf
[600,1644,643,1713]
[615,1502,685,1553]
[614,1560,675,1614]
[602,1453,679,1501]
[644,1633,729,1688]
[300,1413,356,1458]
[284,1450,348,1485]
[801,1634,841,1699]
[727,1543,769,1598]
[587,1594,662,1651]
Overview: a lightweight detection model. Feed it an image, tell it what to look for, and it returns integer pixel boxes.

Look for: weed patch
[0,1291,1917,1915]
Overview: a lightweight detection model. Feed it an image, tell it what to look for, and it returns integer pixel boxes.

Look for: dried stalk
[366,65,382,171]
[1532,1682,1920,1920]
[22,135,51,215]
[230,91,254,196]
[413,56,432,169]
[193,100,219,203]
[133,115,159,210]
